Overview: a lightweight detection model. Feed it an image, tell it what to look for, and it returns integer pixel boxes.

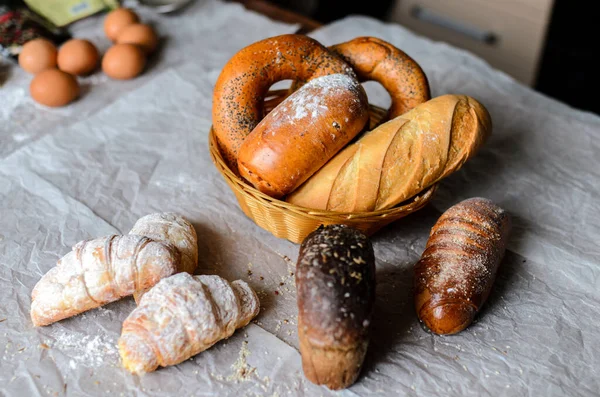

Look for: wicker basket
[209,90,437,244]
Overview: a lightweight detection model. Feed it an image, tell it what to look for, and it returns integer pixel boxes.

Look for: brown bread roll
[414,198,511,335]
[296,225,376,390]
[238,74,369,198]
[287,94,491,211]
[212,34,356,172]
[330,36,431,119]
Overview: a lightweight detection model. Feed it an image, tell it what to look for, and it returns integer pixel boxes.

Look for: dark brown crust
[330,37,431,119]
[212,34,355,172]
[414,198,511,335]
[296,224,375,389]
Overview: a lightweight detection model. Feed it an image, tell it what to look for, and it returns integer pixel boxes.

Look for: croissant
[287,95,491,212]
[129,212,198,303]
[30,235,178,327]
[118,273,260,374]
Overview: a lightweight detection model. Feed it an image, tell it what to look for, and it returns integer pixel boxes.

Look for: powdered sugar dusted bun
[296,225,375,390]
[212,34,356,173]
[31,235,177,327]
[129,212,198,275]
[414,197,511,335]
[238,74,369,198]
[118,273,260,374]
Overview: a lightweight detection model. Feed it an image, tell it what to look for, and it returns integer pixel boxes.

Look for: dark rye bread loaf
[414,197,511,335]
[296,225,375,390]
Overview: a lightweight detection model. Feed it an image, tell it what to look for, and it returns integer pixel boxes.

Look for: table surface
[1,1,599,396]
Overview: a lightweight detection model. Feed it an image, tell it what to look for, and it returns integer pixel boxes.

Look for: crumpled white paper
[1,1,599,396]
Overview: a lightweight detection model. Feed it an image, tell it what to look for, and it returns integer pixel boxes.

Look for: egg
[116,24,158,54]
[104,8,139,42]
[18,39,58,74]
[57,39,100,76]
[102,44,146,80]
[30,69,80,107]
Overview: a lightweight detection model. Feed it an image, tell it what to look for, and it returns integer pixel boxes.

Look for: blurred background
[1,0,597,114]
[263,0,598,115]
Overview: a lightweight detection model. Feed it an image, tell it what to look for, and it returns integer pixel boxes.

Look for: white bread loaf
[287,95,491,211]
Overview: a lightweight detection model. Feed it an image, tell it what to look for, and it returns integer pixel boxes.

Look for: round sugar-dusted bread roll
[237,73,369,198]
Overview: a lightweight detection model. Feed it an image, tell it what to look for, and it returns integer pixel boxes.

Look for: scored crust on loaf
[328,117,408,212]
[414,197,511,335]
[287,94,491,212]
[376,95,490,209]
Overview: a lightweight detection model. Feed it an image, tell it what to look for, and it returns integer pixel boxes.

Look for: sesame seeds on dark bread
[296,224,375,390]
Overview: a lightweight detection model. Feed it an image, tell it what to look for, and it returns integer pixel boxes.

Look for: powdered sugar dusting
[119,273,260,373]
[129,212,199,275]
[50,331,119,367]
[422,198,509,296]
[30,235,177,326]
[286,74,362,122]
[429,250,489,295]
[257,73,366,138]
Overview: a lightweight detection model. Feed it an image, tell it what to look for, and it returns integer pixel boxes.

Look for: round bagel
[212,34,355,172]
[330,37,431,119]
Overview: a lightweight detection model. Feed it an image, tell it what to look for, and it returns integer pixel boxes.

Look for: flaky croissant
[118,273,260,374]
[129,212,198,275]
[30,235,177,327]
[128,212,198,303]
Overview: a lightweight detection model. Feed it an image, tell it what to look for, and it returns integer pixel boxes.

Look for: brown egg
[102,44,146,80]
[104,8,139,42]
[30,69,80,107]
[116,24,158,54]
[57,39,100,76]
[18,39,58,74]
